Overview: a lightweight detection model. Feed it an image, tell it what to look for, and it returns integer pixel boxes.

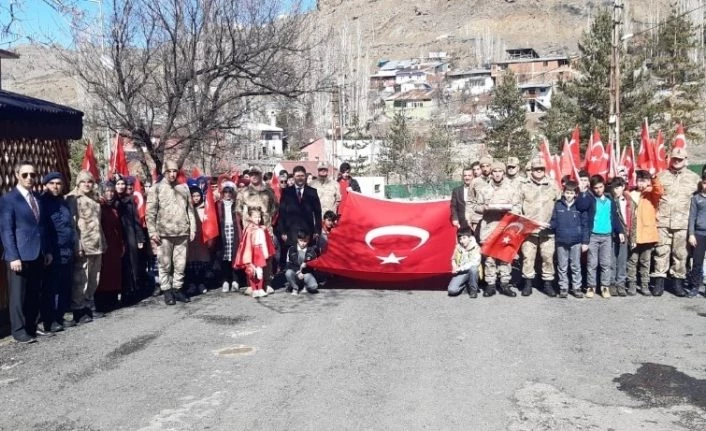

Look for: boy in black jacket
[550,181,590,298]
[285,231,319,295]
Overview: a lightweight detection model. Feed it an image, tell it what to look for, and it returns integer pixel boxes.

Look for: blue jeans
[587,234,614,287]
[556,243,582,292]
[447,268,479,295]
[285,269,318,292]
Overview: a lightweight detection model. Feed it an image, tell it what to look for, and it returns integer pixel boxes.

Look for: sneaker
[198,283,207,294]
[291,289,299,296]
[601,286,611,298]
[253,289,268,298]
[688,288,699,298]
[558,289,568,298]
[266,285,275,294]
[585,287,595,298]
[244,286,253,296]
[572,289,584,298]
[221,282,230,293]
[231,281,240,292]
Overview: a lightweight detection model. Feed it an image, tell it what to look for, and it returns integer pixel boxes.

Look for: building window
[543,61,548,67]
[374,184,381,193]
[394,101,406,108]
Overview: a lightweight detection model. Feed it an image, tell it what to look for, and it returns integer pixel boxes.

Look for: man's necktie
[297,188,303,202]
[29,194,39,221]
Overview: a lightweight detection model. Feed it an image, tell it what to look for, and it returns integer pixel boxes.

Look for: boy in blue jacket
[550,181,590,298]
[586,175,624,299]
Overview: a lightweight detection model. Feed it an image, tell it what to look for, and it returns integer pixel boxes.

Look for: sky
[1,0,317,47]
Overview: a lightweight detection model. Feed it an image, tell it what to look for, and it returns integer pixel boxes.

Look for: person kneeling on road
[285,231,319,295]
[447,228,481,298]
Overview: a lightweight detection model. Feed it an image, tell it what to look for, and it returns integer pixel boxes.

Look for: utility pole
[609,0,624,150]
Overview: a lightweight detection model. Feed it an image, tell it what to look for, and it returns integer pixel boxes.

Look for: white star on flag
[502,236,511,245]
[377,253,406,264]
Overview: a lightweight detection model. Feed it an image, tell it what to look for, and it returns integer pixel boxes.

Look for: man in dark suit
[0,161,53,343]
[277,165,322,248]
[450,166,474,230]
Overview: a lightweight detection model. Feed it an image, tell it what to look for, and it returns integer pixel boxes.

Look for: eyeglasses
[20,172,37,179]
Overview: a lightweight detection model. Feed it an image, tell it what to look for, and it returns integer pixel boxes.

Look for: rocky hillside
[316,0,672,66]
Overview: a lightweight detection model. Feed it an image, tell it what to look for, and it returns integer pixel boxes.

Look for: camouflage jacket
[472,178,521,243]
[656,168,700,229]
[66,190,106,256]
[235,184,278,227]
[468,175,491,224]
[308,177,341,215]
[519,176,561,233]
[146,181,195,238]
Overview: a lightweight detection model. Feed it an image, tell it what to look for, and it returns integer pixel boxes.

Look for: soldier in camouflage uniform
[146,160,196,305]
[652,147,700,296]
[469,155,493,233]
[235,166,278,229]
[518,157,562,297]
[472,161,521,297]
[505,156,525,188]
[308,161,341,215]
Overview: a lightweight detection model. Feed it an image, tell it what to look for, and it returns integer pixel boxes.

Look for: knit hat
[76,170,95,184]
[42,172,63,185]
[125,176,136,185]
[490,161,505,171]
[101,181,116,191]
[221,180,236,192]
[479,155,494,166]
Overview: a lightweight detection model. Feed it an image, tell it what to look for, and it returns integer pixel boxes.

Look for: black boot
[72,309,83,324]
[521,278,533,296]
[543,280,557,297]
[483,284,496,297]
[164,289,176,305]
[173,289,191,303]
[673,279,687,297]
[500,283,517,297]
[467,285,478,298]
[152,285,162,297]
[652,278,664,297]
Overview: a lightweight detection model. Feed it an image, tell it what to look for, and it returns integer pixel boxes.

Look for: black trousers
[6,258,43,340]
[689,234,706,287]
[41,260,72,328]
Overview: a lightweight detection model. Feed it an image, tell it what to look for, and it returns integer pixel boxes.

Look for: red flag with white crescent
[202,181,219,243]
[620,141,637,189]
[132,178,146,227]
[308,192,456,281]
[481,213,542,263]
[585,128,609,178]
[559,138,578,181]
[655,130,667,173]
[569,125,582,168]
[109,133,129,177]
[81,141,100,180]
[673,123,686,150]
[539,138,554,172]
[638,118,656,174]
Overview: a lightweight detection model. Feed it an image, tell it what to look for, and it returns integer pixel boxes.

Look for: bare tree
[1,1,82,43]
[63,0,328,173]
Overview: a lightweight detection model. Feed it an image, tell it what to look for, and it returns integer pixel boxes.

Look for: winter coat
[235,184,278,228]
[472,178,521,243]
[656,168,700,229]
[40,193,76,264]
[550,199,590,246]
[309,177,341,215]
[97,199,124,294]
[519,176,561,234]
[66,188,106,256]
[286,244,318,273]
[590,194,624,236]
[629,176,663,245]
[216,199,241,262]
[688,193,706,237]
[146,180,195,238]
[451,240,481,273]
[187,203,211,263]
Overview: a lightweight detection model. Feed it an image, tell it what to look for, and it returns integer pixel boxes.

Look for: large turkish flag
[308,192,456,281]
[480,213,542,263]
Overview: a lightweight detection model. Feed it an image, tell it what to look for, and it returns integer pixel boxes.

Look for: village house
[384,88,437,120]
[491,48,575,85]
[519,83,553,112]
[446,69,494,94]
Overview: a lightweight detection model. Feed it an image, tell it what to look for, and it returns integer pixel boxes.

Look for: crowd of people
[0,159,360,344]
[2,147,704,344]
[448,148,706,300]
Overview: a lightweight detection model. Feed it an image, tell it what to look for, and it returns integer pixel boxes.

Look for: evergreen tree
[542,10,655,152]
[652,4,704,141]
[421,121,456,184]
[486,70,532,161]
[342,114,371,175]
[377,111,414,182]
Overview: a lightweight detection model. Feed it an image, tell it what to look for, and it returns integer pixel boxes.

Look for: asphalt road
[1,287,706,430]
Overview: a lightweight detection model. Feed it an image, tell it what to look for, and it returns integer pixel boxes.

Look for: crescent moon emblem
[365,225,430,250]
[657,145,665,162]
[502,221,525,236]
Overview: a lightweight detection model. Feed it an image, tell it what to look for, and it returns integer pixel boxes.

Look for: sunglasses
[20,172,37,179]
